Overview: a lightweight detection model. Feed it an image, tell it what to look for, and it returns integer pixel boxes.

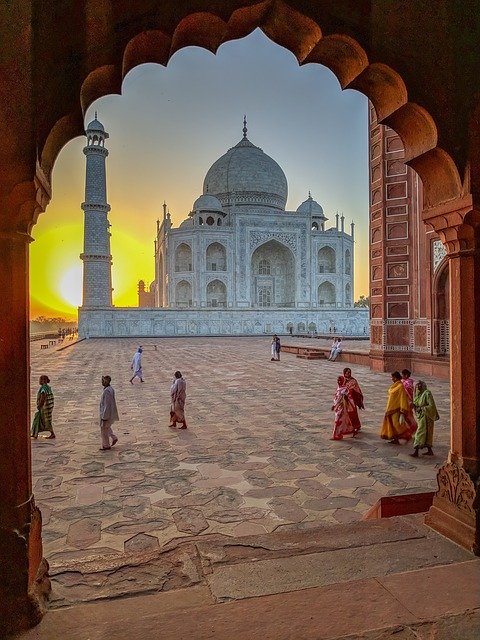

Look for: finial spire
[308,190,312,199]
[95,110,97,119]
[243,115,247,139]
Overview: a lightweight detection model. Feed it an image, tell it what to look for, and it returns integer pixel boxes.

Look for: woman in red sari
[331,375,355,440]
[343,367,364,435]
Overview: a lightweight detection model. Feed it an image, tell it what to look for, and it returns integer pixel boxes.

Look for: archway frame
[2,1,480,634]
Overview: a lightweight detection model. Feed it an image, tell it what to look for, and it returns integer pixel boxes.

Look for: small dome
[193,194,223,212]
[86,114,106,133]
[296,193,325,217]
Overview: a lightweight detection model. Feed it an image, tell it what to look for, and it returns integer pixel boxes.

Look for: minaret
[80,114,113,307]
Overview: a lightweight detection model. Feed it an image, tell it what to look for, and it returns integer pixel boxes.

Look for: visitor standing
[342,367,364,435]
[130,346,144,384]
[99,375,119,450]
[31,375,55,439]
[331,375,355,440]
[169,371,187,429]
[411,380,439,457]
[380,371,413,444]
[271,335,280,361]
[275,335,281,361]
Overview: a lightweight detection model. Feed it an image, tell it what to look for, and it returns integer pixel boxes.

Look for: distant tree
[354,295,369,308]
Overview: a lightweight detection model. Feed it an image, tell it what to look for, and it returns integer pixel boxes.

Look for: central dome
[203,135,288,210]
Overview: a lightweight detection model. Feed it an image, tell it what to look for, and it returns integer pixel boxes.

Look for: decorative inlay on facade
[386,160,407,176]
[432,239,447,272]
[435,463,476,515]
[386,222,408,240]
[387,285,409,295]
[249,230,297,253]
[387,204,407,216]
[387,262,408,279]
[387,245,408,256]
[386,182,407,199]
[387,301,409,319]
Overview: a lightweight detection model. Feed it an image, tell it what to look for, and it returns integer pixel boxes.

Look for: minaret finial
[243,115,247,139]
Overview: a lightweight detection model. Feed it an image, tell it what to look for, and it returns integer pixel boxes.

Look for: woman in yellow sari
[380,371,412,444]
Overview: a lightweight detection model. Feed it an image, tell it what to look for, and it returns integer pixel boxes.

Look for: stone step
[18,516,480,639]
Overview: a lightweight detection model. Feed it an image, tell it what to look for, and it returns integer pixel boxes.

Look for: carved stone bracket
[426,461,480,554]
[435,462,476,515]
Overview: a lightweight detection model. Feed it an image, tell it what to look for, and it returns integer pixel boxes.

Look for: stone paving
[30,337,450,573]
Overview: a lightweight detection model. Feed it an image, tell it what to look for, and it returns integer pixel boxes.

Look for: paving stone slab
[206,536,474,601]
[30,338,452,578]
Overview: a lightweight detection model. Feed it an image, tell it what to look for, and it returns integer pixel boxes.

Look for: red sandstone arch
[36,1,465,228]
[4,5,480,635]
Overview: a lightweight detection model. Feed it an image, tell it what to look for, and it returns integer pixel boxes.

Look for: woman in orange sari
[380,371,413,444]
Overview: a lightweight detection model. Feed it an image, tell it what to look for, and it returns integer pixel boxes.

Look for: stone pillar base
[424,462,479,556]
[0,504,51,636]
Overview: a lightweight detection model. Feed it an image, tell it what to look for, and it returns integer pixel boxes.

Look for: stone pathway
[30,337,450,585]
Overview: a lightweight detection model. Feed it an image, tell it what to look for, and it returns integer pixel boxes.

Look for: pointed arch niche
[251,240,295,307]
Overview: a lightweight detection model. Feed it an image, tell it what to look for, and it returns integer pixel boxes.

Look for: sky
[30,29,369,320]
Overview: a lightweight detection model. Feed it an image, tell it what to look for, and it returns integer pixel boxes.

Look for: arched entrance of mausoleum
[1,1,480,634]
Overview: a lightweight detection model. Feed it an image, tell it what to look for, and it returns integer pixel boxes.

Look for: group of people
[32,342,439,457]
[328,337,343,361]
[31,346,188,449]
[381,369,439,457]
[331,366,439,456]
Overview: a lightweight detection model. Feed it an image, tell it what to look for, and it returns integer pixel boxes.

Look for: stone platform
[27,337,454,614]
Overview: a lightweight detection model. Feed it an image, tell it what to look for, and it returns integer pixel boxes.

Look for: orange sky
[30,30,369,320]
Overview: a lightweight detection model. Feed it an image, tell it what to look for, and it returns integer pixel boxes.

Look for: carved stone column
[424,197,480,554]
[0,229,50,634]
[0,171,51,634]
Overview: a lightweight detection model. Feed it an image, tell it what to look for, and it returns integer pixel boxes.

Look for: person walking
[410,380,439,457]
[401,368,417,433]
[169,371,187,429]
[343,367,364,435]
[31,375,55,439]
[380,371,413,444]
[99,375,119,450]
[130,346,144,383]
[331,375,355,440]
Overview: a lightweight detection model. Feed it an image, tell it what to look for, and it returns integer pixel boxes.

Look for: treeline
[31,316,77,331]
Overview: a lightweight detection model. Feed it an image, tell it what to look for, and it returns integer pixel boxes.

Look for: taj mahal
[78,116,368,338]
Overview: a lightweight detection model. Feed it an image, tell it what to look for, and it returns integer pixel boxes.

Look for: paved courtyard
[30,337,450,576]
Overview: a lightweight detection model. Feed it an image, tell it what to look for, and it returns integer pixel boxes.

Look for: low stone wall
[282,344,371,367]
[78,307,370,338]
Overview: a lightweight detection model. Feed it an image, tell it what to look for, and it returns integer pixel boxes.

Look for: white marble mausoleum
[78,117,368,338]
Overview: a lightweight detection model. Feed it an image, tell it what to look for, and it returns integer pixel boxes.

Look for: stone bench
[282,344,371,367]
